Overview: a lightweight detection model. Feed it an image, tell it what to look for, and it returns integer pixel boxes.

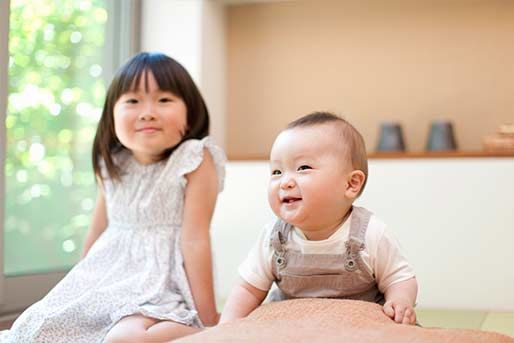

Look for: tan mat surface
[177,299,514,343]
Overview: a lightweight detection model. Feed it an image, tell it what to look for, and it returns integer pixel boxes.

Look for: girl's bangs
[117,55,182,97]
[148,60,182,96]
[118,60,149,94]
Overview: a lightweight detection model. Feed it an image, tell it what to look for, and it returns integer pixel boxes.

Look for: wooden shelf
[228,151,514,161]
[368,151,514,159]
[227,154,268,161]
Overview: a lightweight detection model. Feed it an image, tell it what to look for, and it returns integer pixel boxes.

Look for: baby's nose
[280,176,296,189]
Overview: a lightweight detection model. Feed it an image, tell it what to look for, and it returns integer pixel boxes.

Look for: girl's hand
[203,312,220,327]
[383,299,416,325]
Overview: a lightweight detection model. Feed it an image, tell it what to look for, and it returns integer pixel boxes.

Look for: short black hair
[287,111,368,195]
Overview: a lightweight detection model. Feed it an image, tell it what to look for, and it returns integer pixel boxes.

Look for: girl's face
[113,71,187,164]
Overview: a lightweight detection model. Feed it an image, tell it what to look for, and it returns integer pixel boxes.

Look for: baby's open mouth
[282,197,302,204]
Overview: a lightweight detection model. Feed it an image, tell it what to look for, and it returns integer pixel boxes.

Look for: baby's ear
[345,170,366,199]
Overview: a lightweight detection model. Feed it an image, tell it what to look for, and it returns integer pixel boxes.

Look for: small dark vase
[426,120,458,151]
[376,122,406,152]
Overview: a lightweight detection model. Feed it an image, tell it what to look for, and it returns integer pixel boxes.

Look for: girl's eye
[125,98,138,104]
[298,165,312,171]
[271,170,282,176]
[159,97,173,103]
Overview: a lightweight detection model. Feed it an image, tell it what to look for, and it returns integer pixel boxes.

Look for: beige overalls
[270,206,385,304]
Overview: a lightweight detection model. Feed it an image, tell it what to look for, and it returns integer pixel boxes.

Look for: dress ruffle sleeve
[174,136,226,192]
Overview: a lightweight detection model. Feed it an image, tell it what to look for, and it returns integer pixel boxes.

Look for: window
[0,0,139,316]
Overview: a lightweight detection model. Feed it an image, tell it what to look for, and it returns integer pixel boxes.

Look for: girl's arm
[82,184,108,258]
[219,278,268,323]
[181,149,220,327]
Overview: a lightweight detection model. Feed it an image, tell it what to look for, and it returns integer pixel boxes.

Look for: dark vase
[376,122,406,152]
[426,120,458,151]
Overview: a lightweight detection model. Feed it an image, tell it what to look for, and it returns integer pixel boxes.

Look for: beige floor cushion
[176,299,514,343]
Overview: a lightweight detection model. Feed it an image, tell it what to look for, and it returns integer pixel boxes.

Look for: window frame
[0,0,140,319]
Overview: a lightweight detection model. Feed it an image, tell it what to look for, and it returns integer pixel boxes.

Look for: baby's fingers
[382,301,395,319]
[393,304,406,323]
[402,308,416,325]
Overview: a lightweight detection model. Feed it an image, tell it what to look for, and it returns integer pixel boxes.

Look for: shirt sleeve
[238,222,275,291]
[371,223,416,293]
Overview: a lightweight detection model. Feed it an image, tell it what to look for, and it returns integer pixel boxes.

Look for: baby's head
[268,111,368,239]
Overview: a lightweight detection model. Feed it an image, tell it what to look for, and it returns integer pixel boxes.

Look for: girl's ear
[345,170,366,199]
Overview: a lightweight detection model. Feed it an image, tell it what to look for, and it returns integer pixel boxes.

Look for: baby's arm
[220,220,274,323]
[372,223,418,324]
[220,278,268,323]
[383,277,418,324]
[82,183,107,258]
[181,149,220,327]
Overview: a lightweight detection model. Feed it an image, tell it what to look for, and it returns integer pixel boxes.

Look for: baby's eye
[271,169,282,176]
[298,165,312,171]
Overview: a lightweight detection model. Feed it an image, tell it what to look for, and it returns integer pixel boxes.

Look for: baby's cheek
[270,200,282,217]
[267,189,279,213]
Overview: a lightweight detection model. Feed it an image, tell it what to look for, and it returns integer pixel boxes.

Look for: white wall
[201,1,226,149]
[211,158,514,311]
[140,0,226,149]
[140,0,514,311]
[141,0,203,81]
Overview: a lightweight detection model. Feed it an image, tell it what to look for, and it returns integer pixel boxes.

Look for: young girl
[2,52,225,342]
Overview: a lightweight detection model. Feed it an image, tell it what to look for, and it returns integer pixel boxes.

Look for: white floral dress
[1,137,225,343]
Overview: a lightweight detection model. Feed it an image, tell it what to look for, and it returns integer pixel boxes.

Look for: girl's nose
[138,107,156,121]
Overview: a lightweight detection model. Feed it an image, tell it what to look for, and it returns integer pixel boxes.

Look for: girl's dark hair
[92,52,209,181]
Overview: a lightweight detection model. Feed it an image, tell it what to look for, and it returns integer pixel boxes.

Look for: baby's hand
[383,299,416,325]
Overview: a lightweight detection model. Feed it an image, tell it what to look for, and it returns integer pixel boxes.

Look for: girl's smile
[136,126,161,133]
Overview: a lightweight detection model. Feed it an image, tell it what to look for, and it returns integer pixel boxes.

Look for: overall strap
[270,219,293,254]
[344,206,373,271]
[347,206,373,252]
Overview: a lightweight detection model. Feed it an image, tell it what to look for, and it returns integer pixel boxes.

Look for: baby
[220,111,418,325]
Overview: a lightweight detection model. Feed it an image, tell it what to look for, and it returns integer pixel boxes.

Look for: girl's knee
[104,330,144,343]
[104,314,156,342]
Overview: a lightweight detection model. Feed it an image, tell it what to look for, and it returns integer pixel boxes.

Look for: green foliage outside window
[5,0,108,275]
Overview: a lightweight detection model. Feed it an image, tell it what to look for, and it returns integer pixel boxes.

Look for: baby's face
[268,124,354,239]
